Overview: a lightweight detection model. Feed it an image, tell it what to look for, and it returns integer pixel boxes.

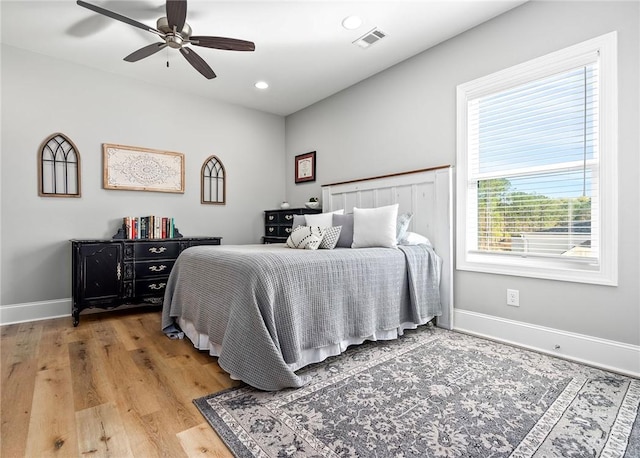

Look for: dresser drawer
[185,238,221,247]
[135,260,175,279]
[134,241,180,260]
[135,278,168,296]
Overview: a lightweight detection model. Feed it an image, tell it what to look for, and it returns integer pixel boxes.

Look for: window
[456,32,617,285]
[38,133,81,197]
[201,155,226,204]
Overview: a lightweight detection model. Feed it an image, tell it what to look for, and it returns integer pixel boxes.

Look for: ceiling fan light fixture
[255,81,269,90]
[342,15,362,30]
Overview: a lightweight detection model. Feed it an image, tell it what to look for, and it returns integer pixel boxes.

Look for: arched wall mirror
[201,155,226,205]
[38,133,81,197]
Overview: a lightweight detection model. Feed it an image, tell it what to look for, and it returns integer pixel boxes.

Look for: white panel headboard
[321,166,454,330]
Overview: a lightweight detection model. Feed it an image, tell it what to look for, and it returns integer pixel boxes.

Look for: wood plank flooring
[1,308,239,457]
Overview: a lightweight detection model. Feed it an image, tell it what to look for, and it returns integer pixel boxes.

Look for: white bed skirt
[178,316,434,375]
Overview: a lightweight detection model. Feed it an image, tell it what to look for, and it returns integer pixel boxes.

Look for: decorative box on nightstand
[263,207,321,243]
[70,236,221,326]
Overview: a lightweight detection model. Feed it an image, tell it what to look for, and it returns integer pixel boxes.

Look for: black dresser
[263,207,321,243]
[70,237,221,326]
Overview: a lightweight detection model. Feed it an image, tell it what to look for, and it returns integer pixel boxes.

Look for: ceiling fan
[76,0,255,79]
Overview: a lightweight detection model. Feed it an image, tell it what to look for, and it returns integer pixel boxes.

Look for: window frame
[456,32,618,286]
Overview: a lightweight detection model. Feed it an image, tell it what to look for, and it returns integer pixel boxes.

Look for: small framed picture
[295,151,316,184]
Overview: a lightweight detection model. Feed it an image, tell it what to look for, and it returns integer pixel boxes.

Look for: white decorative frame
[103,143,185,193]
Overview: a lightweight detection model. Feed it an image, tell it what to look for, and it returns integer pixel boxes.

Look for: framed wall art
[295,151,316,184]
[103,143,185,193]
[201,155,226,205]
[38,132,81,197]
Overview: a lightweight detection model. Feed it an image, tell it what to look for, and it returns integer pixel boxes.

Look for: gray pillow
[291,214,306,229]
[333,213,354,248]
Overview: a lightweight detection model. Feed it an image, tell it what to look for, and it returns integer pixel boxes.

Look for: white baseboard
[0,299,71,326]
[454,309,640,378]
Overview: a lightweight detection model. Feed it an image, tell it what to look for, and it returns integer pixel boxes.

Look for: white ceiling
[1,0,527,116]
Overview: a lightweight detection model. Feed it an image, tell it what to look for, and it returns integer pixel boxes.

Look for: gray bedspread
[161,243,441,390]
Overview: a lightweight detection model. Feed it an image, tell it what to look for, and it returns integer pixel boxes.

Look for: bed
[162,166,453,390]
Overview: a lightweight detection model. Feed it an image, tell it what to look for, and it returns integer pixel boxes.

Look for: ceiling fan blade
[190,36,255,52]
[180,47,216,79]
[76,0,161,35]
[124,43,168,62]
[166,0,187,32]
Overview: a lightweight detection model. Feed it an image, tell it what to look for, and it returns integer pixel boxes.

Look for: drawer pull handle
[268,215,275,221]
[284,215,293,220]
[148,247,167,254]
[149,265,167,272]
[148,283,166,290]
[285,228,292,233]
[268,227,275,233]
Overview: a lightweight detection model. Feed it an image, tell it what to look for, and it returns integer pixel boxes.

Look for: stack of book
[122,216,177,239]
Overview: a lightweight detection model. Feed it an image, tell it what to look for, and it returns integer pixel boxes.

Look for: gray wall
[1,44,286,306]
[285,1,640,345]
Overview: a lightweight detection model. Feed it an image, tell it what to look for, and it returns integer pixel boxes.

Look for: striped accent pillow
[286,226,324,250]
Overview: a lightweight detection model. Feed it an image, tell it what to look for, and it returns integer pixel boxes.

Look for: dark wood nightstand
[263,208,321,243]
[70,237,221,326]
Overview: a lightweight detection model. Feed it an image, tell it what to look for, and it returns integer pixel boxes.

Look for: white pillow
[351,204,399,248]
[286,226,324,250]
[305,209,344,228]
[399,231,432,247]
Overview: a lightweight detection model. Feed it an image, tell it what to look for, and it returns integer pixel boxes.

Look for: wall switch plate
[507,289,519,306]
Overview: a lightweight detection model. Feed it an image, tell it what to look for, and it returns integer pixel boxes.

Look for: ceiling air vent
[353,28,387,49]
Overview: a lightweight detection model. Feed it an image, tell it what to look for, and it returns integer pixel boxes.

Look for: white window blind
[456,32,618,285]
[468,63,599,261]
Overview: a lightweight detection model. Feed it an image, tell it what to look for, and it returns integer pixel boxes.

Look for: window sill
[456,253,618,286]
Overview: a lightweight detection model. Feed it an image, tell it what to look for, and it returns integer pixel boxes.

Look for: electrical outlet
[506,289,519,306]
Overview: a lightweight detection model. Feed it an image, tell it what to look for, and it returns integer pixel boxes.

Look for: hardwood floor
[1,308,239,457]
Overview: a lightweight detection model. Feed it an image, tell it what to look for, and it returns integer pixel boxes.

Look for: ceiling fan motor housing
[157,17,192,48]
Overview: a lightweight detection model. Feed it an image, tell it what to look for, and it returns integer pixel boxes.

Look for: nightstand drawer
[263,207,322,244]
[280,226,294,237]
[135,260,175,279]
[265,225,279,236]
[265,212,280,224]
[280,212,296,224]
[134,241,180,260]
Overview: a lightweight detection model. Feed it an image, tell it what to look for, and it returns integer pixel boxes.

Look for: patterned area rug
[194,326,640,457]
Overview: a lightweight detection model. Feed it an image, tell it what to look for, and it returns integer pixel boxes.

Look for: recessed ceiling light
[342,15,362,30]
[255,81,269,89]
